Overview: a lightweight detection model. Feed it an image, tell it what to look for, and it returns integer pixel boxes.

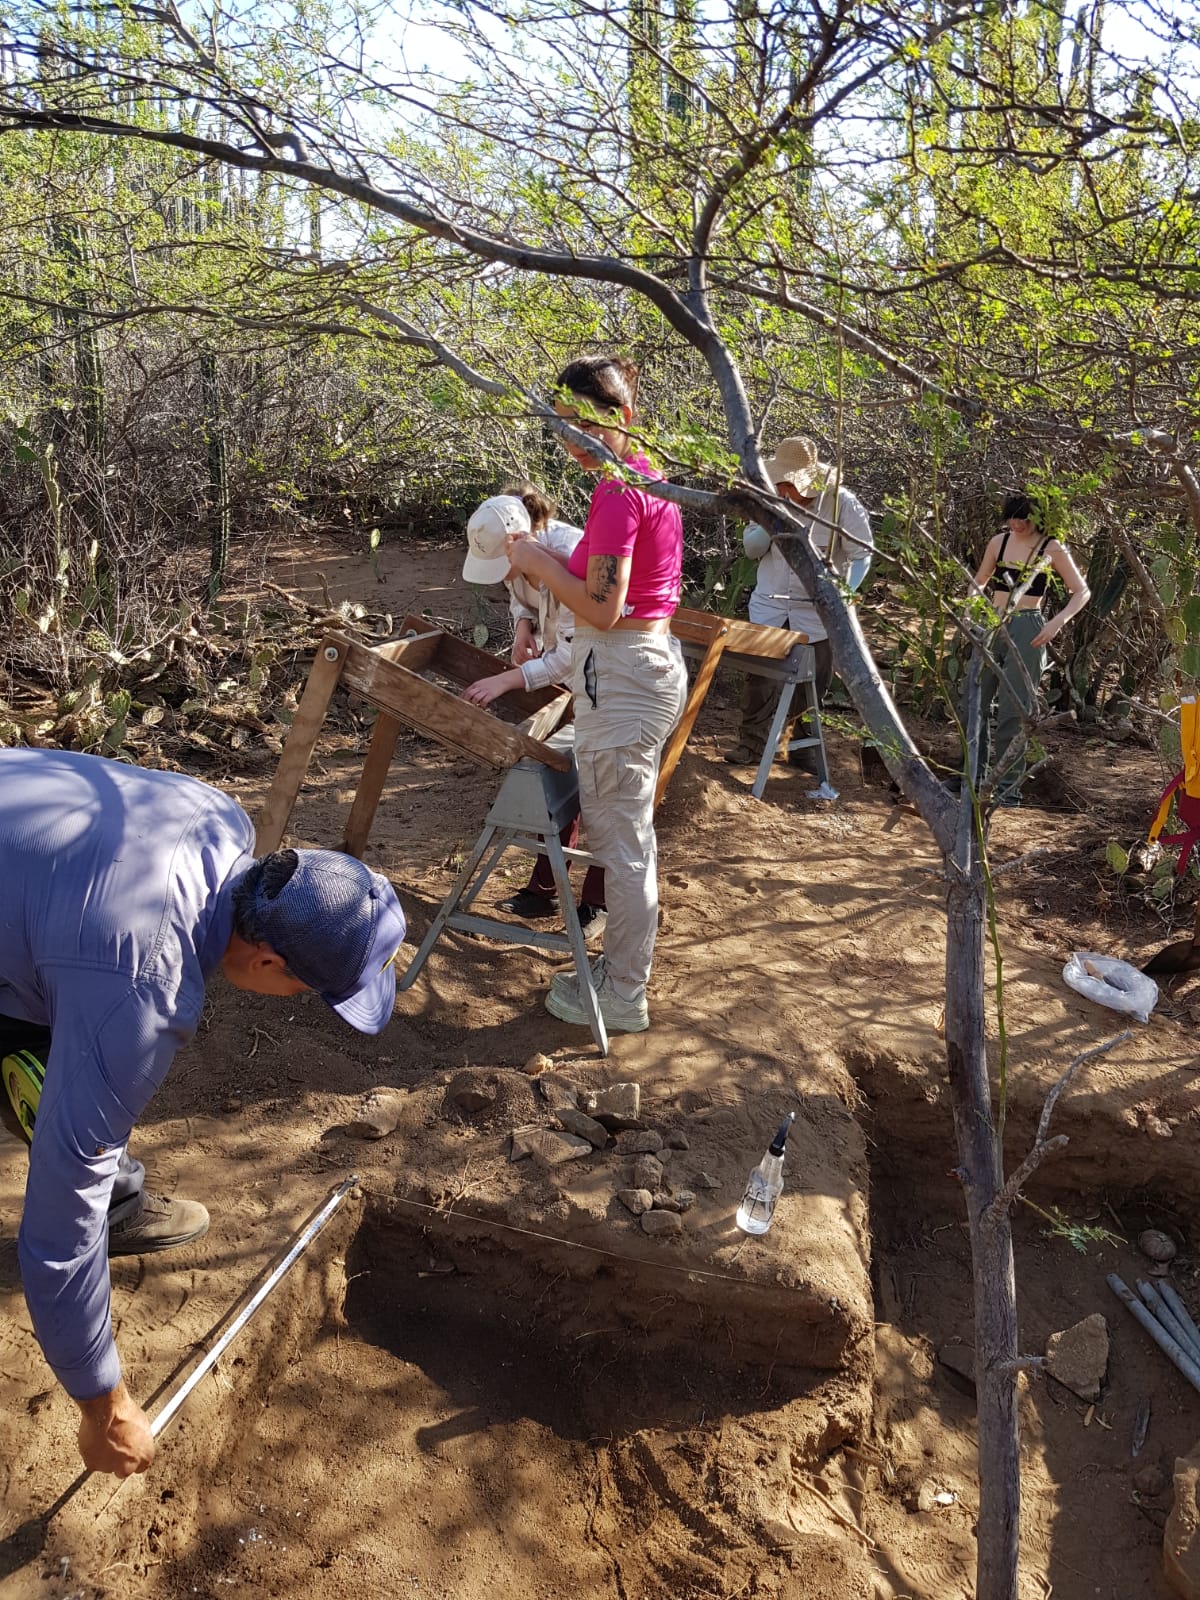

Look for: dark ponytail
[555,355,640,417]
[500,478,556,533]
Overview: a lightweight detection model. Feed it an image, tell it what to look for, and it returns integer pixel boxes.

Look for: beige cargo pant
[571,627,688,992]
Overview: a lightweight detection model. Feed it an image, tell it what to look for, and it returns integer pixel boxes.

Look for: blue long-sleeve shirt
[0,749,255,1399]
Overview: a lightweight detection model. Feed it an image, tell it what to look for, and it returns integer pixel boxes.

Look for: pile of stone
[505,1057,719,1238]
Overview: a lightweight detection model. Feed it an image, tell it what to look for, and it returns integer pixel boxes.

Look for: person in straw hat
[726,436,873,775]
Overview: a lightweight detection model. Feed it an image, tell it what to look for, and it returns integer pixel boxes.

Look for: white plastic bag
[1062,952,1159,1024]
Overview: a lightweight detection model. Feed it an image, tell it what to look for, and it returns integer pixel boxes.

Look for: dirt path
[1,527,1197,1600]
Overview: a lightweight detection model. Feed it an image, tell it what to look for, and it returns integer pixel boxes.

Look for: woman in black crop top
[968,492,1090,805]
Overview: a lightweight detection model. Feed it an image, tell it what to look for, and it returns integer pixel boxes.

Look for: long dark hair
[555,355,640,417]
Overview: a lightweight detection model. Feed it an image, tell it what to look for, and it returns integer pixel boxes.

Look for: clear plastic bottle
[736,1112,796,1235]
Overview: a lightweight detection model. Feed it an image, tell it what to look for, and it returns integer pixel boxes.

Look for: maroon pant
[525,817,606,908]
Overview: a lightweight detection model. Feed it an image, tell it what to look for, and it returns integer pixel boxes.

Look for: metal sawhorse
[739,640,829,799]
[396,729,608,1055]
[668,613,829,800]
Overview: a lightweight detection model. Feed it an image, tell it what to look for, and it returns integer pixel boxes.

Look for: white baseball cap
[463,495,531,585]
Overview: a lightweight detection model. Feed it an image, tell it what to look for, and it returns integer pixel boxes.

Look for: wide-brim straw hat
[762,435,833,495]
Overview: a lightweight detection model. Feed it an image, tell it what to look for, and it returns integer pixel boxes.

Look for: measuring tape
[3,1049,43,1142]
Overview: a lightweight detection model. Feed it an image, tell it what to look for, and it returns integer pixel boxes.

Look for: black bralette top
[991,530,1051,598]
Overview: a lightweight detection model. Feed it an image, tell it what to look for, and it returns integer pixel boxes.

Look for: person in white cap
[726,436,873,774]
[461,484,606,932]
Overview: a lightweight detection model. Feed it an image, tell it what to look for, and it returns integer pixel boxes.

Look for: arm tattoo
[587,555,620,606]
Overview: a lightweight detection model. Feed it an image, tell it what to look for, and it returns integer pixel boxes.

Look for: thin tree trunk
[201,351,230,601]
[943,650,1020,1600]
[945,868,1020,1600]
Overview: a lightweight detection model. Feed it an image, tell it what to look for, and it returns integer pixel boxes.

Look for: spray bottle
[736,1112,796,1236]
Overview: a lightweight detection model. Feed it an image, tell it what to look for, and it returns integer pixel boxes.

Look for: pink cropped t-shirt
[566,453,683,620]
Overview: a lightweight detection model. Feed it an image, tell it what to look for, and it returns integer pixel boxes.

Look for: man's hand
[77,1380,154,1477]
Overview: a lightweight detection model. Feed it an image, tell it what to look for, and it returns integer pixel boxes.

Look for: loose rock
[665,1130,690,1150]
[1165,1445,1200,1598]
[1140,1229,1178,1264]
[615,1129,663,1155]
[583,1082,641,1130]
[347,1090,403,1139]
[509,1126,592,1165]
[653,1189,696,1213]
[1135,1464,1168,1497]
[556,1108,609,1148]
[222,1096,243,1114]
[916,1482,937,1513]
[1045,1312,1109,1402]
[632,1154,664,1191]
[693,1170,720,1189]
[641,1209,683,1238]
[522,1051,554,1076]
[618,1188,654,1216]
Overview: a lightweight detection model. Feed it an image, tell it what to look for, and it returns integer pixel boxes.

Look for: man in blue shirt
[0,749,406,1479]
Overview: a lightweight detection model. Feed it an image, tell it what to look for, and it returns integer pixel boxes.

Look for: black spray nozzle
[768,1111,796,1156]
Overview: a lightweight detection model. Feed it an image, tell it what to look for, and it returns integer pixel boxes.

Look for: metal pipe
[150,1175,359,1438]
[1158,1281,1200,1362]
[1108,1273,1200,1397]
[1136,1279,1200,1368]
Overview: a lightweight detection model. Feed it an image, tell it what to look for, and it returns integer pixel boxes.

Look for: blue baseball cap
[237,849,407,1034]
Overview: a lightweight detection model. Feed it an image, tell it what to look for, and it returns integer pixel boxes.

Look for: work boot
[546,971,650,1034]
[108,1192,210,1257]
[497,888,558,919]
[724,742,762,767]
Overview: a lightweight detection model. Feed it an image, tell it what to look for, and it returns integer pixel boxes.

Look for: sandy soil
[2,526,1199,1600]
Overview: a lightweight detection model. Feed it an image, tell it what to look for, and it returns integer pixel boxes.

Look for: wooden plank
[376,631,443,671]
[341,639,572,772]
[396,613,571,729]
[255,635,349,853]
[722,616,809,656]
[669,609,728,647]
[672,607,807,658]
[654,625,730,808]
[518,695,574,743]
[341,712,403,858]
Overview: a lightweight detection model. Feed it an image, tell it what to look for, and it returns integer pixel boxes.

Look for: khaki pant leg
[576,742,661,990]
[572,632,686,991]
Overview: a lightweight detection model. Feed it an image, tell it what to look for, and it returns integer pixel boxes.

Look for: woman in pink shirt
[506,355,687,1033]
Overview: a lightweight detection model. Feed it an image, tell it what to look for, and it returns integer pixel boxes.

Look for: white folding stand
[396,730,607,1055]
[746,641,830,800]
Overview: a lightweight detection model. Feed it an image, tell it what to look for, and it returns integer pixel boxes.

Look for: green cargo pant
[977,609,1047,801]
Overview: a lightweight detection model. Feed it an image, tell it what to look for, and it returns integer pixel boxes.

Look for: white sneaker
[545,972,650,1033]
[550,955,606,1000]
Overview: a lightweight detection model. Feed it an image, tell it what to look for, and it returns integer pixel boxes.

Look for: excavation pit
[17,1190,877,1600]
